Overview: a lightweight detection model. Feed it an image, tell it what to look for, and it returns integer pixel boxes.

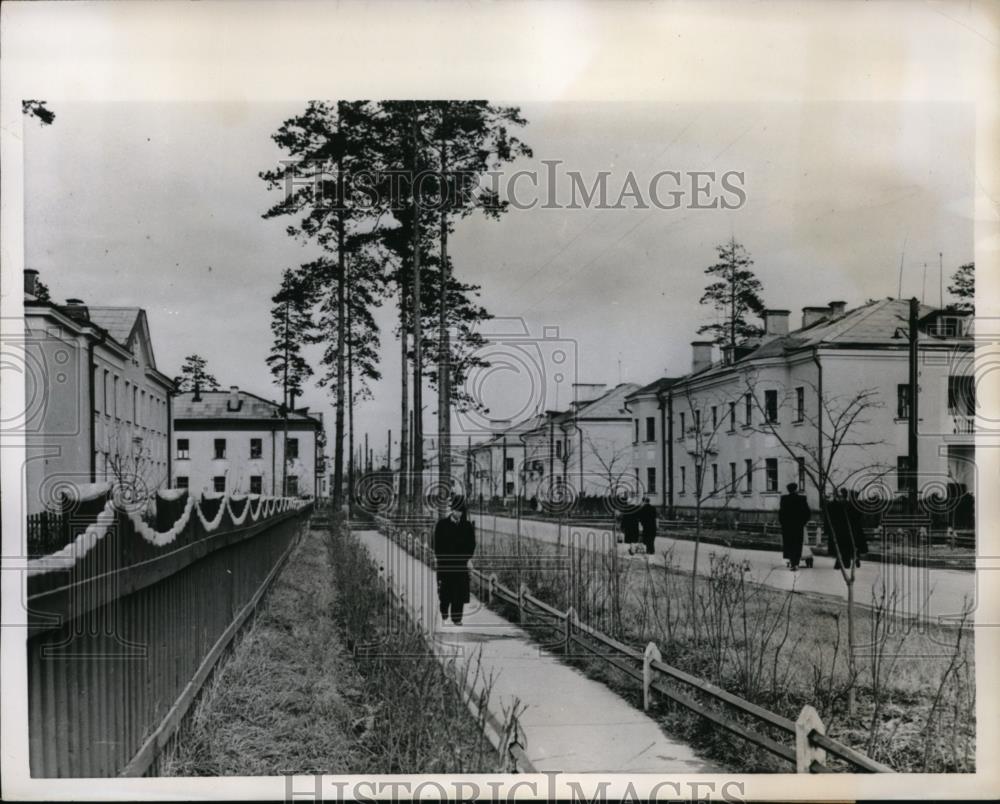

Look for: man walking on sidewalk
[778,482,810,571]
[638,496,658,557]
[433,495,477,626]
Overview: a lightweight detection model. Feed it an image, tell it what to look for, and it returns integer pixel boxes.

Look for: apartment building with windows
[171,387,323,497]
[631,299,975,519]
[466,382,641,503]
[22,270,174,514]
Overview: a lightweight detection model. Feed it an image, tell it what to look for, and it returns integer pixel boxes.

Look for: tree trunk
[282,299,290,497]
[438,137,452,514]
[347,260,355,519]
[399,302,409,516]
[847,576,857,716]
[332,147,347,510]
[411,112,424,517]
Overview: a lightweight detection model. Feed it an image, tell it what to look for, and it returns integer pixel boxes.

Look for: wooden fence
[26,493,312,778]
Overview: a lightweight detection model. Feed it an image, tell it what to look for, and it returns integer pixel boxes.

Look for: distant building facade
[171,387,323,497]
[466,383,641,503]
[23,270,174,514]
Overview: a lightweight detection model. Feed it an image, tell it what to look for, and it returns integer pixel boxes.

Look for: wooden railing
[26,494,312,777]
[378,518,893,775]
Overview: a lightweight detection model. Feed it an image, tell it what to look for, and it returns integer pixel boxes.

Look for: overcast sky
[25,100,974,463]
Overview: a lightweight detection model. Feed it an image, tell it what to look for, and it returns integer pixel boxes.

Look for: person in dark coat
[778,483,810,571]
[638,497,658,556]
[621,507,641,554]
[433,495,476,625]
[827,488,863,569]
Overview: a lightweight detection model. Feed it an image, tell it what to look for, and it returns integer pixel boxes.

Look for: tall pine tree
[697,237,766,352]
[947,262,974,312]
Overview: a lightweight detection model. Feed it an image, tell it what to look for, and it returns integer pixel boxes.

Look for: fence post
[947,526,956,549]
[518,583,528,624]
[643,642,662,711]
[564,606,576,653]
[488,573,497,605]
[795,705,826,773]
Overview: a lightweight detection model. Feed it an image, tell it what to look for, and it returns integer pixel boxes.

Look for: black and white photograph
[2,1,998,801]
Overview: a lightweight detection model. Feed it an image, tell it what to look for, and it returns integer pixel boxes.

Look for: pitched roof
[625,376,681,399]
[173,390,321,425]
[86,307,143,347]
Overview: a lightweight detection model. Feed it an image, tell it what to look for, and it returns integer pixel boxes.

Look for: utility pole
[282,297,290,498]
[411,109,425,516]
[908,297,920,515]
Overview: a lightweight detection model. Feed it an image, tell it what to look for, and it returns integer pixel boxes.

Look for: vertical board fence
[26,494,312,778]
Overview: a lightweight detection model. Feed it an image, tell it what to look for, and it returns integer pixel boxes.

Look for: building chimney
[801,306,828,328]
[227,385,239,411]
[691,341,713,374]
[24,269,38,297]
[828,300,847,319]
[762,309,790,337]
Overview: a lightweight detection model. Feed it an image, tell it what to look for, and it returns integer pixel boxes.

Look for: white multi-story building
[23,270,174,514]
[171,387,324,497]
[628,299,975,521]
[467,383,641,503]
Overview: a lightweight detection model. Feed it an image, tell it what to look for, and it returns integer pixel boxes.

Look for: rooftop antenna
[921,261,927,304]
[617,353,623,384]
[897,233,908,298]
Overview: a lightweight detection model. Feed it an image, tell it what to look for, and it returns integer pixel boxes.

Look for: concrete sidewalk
[354,528,718,773]
[472,514,978,627]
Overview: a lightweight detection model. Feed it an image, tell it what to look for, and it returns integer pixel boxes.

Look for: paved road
[354,528,718,773]
[472,514,979,627]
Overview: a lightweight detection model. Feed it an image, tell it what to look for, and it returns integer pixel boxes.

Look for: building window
[214,439,226,459]
[633,418,639,443]
[250,475,262,495]
[645,417,655,442]
[646,466,656,494]
[287,438,299,460]
[103,370,110,415]
[795,387,805,422]
[765,458,779,492]
[729,402,736,432]
[897,384,911,419]
[897,456,913,492]
[764,390,778,424]
[505,457,514,471]
[680,465,686,494]
[744,393,752,426]
[729,461,737,493]
[213,476,226,493]
[113,376,119,418]
[505,480,515,495]
[287,475,299,495]
[711,463,718,493]
[139,390,145,426]
[679,412,686,437]
[176,476,188,489]
[693,409,701,432]
[177,438,190,459]
[250,438,263,459]
[797,457,806,490]
[744,459,753,492]
[711,406,718,430]
[555,440,563,459]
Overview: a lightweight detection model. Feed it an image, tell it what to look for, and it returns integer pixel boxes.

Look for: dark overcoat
[433,516,476,604]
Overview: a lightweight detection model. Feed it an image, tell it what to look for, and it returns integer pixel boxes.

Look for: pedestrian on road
[778,482,810,571]
[620,505,641,554]
[638,496,658,556]
[827,488,864,569]
[433,495,476,626]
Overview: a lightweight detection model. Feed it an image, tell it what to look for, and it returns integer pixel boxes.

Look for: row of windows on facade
[175,437,299,461]
[634,378,975,444]
[667,455,914,497]
[93,367,167,432]
[173,475,300,495]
